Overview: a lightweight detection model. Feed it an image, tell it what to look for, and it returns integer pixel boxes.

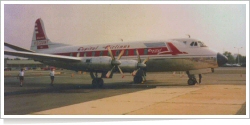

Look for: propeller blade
[135,49,141,63]
[106,66,115,78]
[117,50,125,60]
[132,69,138,76]
[142,57,149,64]
[107,46,115,60]
[117,66,125,78]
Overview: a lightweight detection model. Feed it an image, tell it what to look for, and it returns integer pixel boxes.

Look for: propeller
[132,49,149,81]
[106,47,125,78]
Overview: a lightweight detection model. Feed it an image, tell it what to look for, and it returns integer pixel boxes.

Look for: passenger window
[134,49,137,55]
[125,50,129,56]
[116,50,120,56]
[70,53,73,57]
[92,51,95,56]
[99,51,103,56]
[144,48,148,55]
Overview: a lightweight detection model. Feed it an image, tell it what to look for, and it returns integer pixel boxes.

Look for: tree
[4,57,10,60]
[235,54,246,64]
[14,57,21,60]
[223,51,235,64]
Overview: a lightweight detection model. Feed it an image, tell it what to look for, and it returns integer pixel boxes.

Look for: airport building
[5,60,45,70]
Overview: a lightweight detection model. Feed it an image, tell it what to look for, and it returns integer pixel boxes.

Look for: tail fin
[30,18,68,52]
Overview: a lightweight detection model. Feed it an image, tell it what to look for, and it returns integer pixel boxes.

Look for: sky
[3,3,247,57]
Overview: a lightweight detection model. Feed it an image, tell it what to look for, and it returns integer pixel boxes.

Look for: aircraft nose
[217,53,228,66]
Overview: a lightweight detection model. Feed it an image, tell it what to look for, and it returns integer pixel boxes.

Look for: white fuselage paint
[37,38,218,73]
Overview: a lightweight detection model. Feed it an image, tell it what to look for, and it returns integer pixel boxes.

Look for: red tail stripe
[35,19,46,40]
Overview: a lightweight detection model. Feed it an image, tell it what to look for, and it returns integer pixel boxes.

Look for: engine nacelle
[119,60,138,72]
[79,56,112,71]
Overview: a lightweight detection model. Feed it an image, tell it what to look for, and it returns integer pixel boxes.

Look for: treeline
[4,57,33,60]
[223,51,246,64]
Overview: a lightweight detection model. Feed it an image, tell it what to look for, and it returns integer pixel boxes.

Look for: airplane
[4,18,228,88]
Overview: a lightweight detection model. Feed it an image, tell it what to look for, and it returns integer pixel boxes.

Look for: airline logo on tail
[34,18,49,49]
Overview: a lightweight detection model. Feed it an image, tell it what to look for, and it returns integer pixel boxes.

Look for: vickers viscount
[5,18,228,87]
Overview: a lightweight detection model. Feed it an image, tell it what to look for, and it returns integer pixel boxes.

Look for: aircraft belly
[41,56,218,72]
[146,57,218,72]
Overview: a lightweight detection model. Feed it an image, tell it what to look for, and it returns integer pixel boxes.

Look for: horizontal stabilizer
[5,42,35,53]
[4,50,81,63]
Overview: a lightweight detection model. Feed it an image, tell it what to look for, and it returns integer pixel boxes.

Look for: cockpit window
[190,41,207,47]
[190,42,194,46]
[190,41,198,46]
[194,42,197,46]
[198,41,207,47]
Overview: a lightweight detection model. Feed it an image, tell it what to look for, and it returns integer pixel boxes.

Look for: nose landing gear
[186,71,197,85]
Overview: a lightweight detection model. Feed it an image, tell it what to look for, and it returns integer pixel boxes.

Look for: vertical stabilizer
[30,18,67,52]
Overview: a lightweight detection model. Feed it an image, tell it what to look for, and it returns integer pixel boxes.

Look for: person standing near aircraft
[18,69,24,87]
[198,74,202,84]
[50,68,55,86]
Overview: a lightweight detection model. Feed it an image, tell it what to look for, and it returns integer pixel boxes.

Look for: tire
[98,78,104,88]
[92,79,98,88]
[188,79,195,85]
[134,76,143,84]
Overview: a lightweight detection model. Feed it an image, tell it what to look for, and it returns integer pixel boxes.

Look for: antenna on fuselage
[186,34,191,38]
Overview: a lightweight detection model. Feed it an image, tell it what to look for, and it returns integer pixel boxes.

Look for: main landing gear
[90,72,105,88]
[134,76,143,83]
[133,69,146,84]
[186,71,198,85]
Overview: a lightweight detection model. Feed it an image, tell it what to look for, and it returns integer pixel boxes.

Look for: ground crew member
[18,69,24,87]
[199,74,202,84]
[50,68,55,86]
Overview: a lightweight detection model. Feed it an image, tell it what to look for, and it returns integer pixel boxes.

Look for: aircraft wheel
[187,79,196,85]
[97,78,104,88]
[92,79,98,88]
[134,76,143,84]
[92,78,104,88]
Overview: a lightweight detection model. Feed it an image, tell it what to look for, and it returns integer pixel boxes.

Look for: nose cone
[217,53,228,66]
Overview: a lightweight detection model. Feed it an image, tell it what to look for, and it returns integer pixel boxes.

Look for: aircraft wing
[4,50,82,62]
[4,42,35,53]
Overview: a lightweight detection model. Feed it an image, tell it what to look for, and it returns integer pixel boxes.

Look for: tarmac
[3,67,247,116]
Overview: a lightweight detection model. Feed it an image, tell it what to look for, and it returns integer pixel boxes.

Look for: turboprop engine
[119,60,138,72]
[79,56,113,71]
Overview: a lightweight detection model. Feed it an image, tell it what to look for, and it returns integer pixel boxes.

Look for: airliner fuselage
[37,38,218,72]
[5,18,228,87]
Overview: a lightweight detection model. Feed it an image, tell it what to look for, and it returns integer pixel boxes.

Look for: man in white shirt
[18,69,24,87]
[50,68,55,86]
